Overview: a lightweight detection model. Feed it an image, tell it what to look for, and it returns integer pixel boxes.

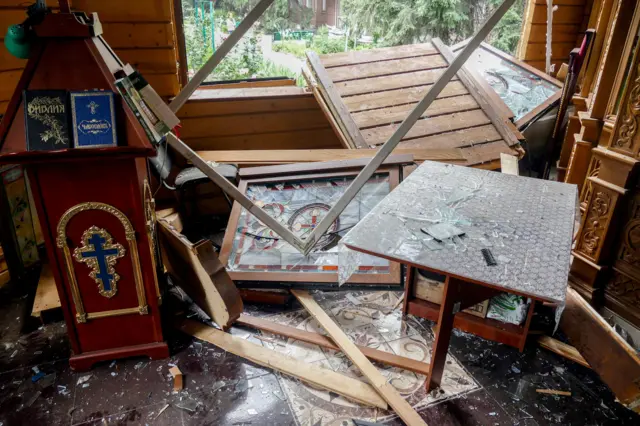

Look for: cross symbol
[74,227,125,298]
[81,233,120,291]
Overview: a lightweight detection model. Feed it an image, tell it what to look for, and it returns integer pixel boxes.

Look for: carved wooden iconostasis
[219,160,408,290]
[570,1,640,329]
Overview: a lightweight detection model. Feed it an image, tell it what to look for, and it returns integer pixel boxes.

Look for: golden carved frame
[144,179,162,302]
[56,202,149,323]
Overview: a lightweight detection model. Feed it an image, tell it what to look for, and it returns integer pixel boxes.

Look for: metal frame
[166,0,517,255]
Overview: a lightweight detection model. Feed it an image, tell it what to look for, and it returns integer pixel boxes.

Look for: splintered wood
[306,41,523,169]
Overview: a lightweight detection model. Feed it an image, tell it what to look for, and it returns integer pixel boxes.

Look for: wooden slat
[327,54,448,82]
[145,73,180,97]
[101,22,175,48]
[183,127,342,151]
[524,42,576,61]
[526,24,582,43]
[71,0,173,22]
[336,67,447,97]
[114,47,178,74]
[292,290,427,426]
[31,264,61,316]
[353,94,478,129]
[307,51,368,148]
[538,335,591,369]
[179,319,388,410]
[343,81,468,112]
[178,95,320,118]
[530,4,586,24]
[363,109,490,146]
[197,79,296,90]
[460,140,518,167]
[196,148,465,164]
[320,43,438,68]
[179,109,332,139]
[397,124,502,150]
[236,314,432,376]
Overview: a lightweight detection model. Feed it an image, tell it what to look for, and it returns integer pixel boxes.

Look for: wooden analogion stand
[0,12,168,370]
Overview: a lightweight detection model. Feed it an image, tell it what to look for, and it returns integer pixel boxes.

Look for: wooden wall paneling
[100,23,175,48]
[183,128,343,151]
[71,0,173,23]
[579,0,616,98]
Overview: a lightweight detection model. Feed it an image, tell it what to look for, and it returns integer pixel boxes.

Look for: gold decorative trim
[144,179,161,303]
[73,226,125,298]
[56,202,148,323]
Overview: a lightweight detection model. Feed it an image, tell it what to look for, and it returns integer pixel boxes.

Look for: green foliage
[309,26,347,55]
[273,40,308,58]
[487,0,525,55]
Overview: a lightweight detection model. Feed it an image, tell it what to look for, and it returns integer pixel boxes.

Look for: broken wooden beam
[237,314,432,376]
[537,335,590,369]
[178,319,388,409]
[291,290,427,426]
[560,287,640,412]
[196,148,465,166]
[169,366,183,391]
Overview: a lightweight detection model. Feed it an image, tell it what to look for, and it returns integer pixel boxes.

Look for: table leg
[402,266,414,315]
[425,276,459,392]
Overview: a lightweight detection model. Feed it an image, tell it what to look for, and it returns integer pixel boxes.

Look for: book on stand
[70,90,118,148]
[23,90,72,151]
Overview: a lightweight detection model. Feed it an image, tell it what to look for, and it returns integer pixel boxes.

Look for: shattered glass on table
[465,46,560,120]
[227,172,393,279]
[340,162,577,304]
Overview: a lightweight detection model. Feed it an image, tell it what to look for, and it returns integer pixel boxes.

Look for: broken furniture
[340,161,577,391]
[0,12,168,370]
[304,38,523,169]
[218,157,413,290]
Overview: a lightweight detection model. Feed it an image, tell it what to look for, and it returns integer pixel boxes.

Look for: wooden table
[341,161,577,391]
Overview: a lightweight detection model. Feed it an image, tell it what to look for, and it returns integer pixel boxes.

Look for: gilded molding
[56,202,148,323]
[144,179,162,302]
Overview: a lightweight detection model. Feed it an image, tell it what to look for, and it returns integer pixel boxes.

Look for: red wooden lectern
[0,12,169,370]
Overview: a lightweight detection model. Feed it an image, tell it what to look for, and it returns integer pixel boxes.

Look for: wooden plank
[309,81,352,148]
[538,335,591,369]
[398,124,502,150]
[291,290,427,425]
[71,0,173,23]
[0,69,22,101]
[158,217,243,330]
[114,47,178,74]
[363,109,490,147]
[31,263,61,316]
[336,67,447,97]
[183,127,342,151]
[307,51,369,148]
[526,24,582,43]
[180,109,332,139]
[144,73,180,97]
[433,40,523,147]
[560,287,640,411]
[186,86,305,100]
[531,0,586,5]
[327,54,448,82]
[461,140,519,167]
[179,96,319,119]
[524,42,576,61]
[536,389,572,396]
[320,43,438,68]
[101,22,175,48]
[530,5,586,24]
[178,319,388,410]
[196,148,464,165]
[343,81,468,113]
[500,153,520,175]
[353,94,478,129]
[236,314,432,376]
[238,155,412,178]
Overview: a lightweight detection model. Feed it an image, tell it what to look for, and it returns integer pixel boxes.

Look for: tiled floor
[0,287,639,426]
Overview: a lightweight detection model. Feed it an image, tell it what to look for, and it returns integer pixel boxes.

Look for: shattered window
[227,173,391,276]
[466,47,560,121]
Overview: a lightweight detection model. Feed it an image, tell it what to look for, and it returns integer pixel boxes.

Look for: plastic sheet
[339,162,577,304]
[227,173,392,279]
[466,47,559,120]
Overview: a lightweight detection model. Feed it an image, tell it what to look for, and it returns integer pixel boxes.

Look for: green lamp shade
[4,25,30,60]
